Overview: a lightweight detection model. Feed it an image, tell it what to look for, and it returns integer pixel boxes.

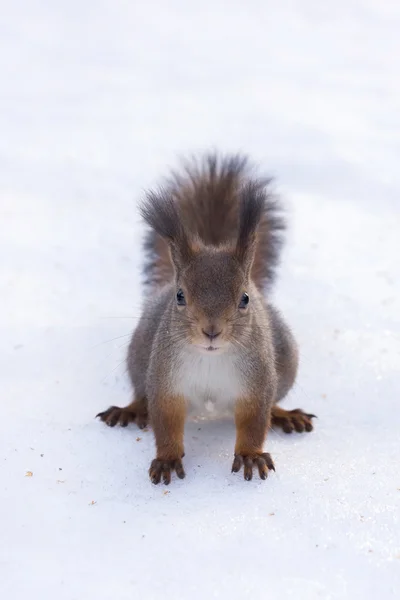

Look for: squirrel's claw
[232,452,275,481]
[271,407,316,434]
[96,403,149,429]
[149,458,185,485]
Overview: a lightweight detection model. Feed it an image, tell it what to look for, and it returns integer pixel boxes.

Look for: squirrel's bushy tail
[142,153,285,292]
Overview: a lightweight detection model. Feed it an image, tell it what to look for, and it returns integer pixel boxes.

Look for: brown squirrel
[97,153,315,484]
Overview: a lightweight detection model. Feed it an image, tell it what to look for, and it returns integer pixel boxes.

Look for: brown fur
[97,397,148,429]
[148,394,186,485]
[142,153,285,292]
[234,397,270,456]
[233,397,276,480]
[97,151,316,485]
[271,406,316,433]
[152,394,186,461]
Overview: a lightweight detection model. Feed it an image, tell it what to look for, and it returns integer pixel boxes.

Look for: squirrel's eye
[239,292,249,309]
[176,289,186,306]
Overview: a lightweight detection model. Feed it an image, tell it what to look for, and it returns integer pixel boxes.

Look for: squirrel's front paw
[231,452,275,481]
[149,458,185,485]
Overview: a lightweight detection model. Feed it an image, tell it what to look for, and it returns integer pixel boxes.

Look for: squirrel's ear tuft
[235,183,266,274]
[140,190,193,271]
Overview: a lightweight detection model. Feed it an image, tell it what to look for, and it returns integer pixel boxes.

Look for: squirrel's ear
[235,183,265,274]
[140,190,193,272]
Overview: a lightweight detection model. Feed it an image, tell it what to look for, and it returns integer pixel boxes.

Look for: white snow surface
[1,1,400,599]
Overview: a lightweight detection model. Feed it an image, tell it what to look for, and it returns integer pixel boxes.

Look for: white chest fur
[173,346,243,418]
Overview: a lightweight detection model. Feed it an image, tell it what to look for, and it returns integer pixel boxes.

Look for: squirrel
[97,153,316,484]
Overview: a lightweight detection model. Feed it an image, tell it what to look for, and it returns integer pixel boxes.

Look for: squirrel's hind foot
[271,406,316,434]
[96,398,148,429]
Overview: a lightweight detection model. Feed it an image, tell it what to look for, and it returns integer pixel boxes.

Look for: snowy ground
[1,1,400,599]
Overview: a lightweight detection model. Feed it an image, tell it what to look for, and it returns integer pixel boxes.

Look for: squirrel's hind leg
[96,396,148,429]
[269,305,316,433]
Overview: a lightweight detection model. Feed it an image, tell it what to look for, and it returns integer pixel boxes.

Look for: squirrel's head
[141,184,265,353]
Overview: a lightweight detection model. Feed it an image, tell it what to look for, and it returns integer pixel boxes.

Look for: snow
[1,1,400,598]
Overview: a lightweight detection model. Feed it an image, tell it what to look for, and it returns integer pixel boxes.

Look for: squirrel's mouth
[193,338,227,353]
[195,344,224,354]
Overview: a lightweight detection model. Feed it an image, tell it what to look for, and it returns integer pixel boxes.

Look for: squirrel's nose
[202,327,222,342]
